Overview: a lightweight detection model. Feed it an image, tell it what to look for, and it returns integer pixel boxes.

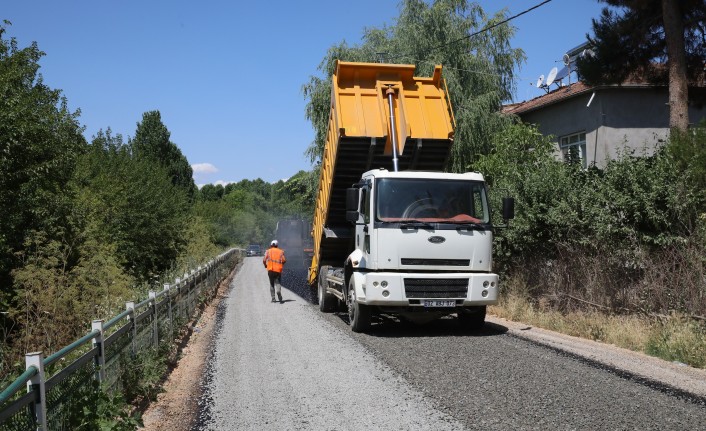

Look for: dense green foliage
[303,0,524,170]
[193,169,316,247]
[0,22,224,389]
[473,121,706,316]
[131,111,197,201]
[0,22,86,312]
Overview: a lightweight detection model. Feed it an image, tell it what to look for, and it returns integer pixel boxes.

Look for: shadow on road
[339,313,508,338]
[278,265,508,338]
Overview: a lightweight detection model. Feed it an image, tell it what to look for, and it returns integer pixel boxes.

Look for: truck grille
[403,278,469,299]
[401,258,469,266]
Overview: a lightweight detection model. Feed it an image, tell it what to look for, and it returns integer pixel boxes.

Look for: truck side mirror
[502,197,515,221]
[346,188,359,211]
[346,188,360,222]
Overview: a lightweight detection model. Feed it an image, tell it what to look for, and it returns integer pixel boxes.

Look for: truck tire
[458,305,486,330]
[318,266,337,312]
[348,279,371,332]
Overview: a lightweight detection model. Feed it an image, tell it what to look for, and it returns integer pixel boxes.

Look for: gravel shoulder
[202,258,465,430]
[139,265,238,430]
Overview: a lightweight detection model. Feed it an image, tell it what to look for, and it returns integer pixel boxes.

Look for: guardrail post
[25,352,47,431]
[174,278,182,322]
[164,283,173,342]
[149,291,158,348]
[126,301,136,356]
[91,320,105,383]
[186,272,194,315]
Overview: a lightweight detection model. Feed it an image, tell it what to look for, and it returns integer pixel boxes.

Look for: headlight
[381,281,388,288]
[483,280,489,288]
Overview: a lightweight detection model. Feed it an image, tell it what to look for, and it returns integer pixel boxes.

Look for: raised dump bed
[309,61,455,283]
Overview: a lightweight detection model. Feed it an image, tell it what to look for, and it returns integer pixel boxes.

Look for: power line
[386,0,553,61]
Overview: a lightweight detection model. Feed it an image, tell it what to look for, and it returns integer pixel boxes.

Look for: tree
[74,129,190,281]
[577,0,706,131]
[0,21,86,308]
[130,110,196,199]
[199,183,225,201]
[303,0,524,171]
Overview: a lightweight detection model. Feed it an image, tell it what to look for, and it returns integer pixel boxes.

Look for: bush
[476,121,706,318]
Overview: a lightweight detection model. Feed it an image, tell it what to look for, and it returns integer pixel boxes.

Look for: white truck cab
[321,169,511,331]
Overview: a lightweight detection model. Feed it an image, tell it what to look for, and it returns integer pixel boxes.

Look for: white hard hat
[271,240,278,246]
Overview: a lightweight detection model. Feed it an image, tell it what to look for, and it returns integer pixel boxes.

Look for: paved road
[200,257,706,430]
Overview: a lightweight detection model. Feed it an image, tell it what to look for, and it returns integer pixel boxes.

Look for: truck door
[362,184,371,258]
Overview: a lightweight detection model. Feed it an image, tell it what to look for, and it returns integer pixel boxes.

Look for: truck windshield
[375,178,490,224]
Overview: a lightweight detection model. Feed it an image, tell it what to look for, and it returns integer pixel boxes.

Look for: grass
[489,292,706,369]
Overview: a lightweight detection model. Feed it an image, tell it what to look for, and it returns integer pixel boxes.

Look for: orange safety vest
[264,247,286,273]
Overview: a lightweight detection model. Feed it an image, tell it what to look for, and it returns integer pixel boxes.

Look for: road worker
[263,240,286,303]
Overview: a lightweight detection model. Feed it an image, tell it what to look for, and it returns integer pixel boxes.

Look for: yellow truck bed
[308,61,455,284]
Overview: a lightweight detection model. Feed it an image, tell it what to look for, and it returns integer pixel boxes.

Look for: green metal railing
[0,248,240,431]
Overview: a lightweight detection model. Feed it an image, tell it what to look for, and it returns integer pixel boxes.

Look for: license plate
[423,300,456,307]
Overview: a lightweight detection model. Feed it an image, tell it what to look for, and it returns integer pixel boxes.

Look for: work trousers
[267,270,282,299]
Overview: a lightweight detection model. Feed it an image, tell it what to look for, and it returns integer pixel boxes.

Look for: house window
[560,132,587,168]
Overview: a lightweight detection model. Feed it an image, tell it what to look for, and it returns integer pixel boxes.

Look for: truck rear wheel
[458,305,486,330]
[318,266,337,312]
[348,279,371,332]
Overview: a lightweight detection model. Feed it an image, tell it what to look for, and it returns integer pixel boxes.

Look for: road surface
[198,257,706,430]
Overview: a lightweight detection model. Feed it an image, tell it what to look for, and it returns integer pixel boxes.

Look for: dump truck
[308,61,513,332]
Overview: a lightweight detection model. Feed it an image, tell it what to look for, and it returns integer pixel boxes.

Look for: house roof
[502,79,671,116]
[502,82,593,116]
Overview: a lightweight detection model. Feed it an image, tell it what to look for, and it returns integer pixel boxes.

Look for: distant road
[199,257,706,430]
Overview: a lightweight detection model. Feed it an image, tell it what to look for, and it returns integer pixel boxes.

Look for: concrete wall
[518,87,705,168]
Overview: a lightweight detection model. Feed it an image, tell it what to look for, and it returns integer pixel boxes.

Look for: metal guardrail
[0,248,240,431]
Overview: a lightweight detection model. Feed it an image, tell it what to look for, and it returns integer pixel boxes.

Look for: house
[502,81,706,168]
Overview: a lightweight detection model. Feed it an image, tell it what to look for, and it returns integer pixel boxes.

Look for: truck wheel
[348,279,371,332]
[458,305,486,330]
[318,266,336,312]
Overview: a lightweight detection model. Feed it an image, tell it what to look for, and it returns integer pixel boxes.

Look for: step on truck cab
[308,61,513,332]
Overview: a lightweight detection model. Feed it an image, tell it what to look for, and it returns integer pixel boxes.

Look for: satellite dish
[546,67,558,87]
[555,66,570,82]
[563,54,571,66]
[536,74,544,87]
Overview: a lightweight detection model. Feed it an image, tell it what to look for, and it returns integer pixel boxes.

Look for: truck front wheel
[348,279,371,332]
[318,266,337,312]
[458,306,486,330]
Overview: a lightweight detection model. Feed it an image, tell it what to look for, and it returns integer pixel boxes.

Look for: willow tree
[302,0,525,172]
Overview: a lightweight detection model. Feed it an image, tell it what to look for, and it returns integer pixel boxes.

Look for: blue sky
[4,0,605,185]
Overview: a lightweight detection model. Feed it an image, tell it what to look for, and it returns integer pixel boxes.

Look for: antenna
[536,74,544,88]
[546,67,558,87]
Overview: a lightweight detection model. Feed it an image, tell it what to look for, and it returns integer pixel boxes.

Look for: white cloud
[192,163,219,174]
[197,180,233,190]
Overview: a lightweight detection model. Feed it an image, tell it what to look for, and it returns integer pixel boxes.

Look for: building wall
[518,86,705,168]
